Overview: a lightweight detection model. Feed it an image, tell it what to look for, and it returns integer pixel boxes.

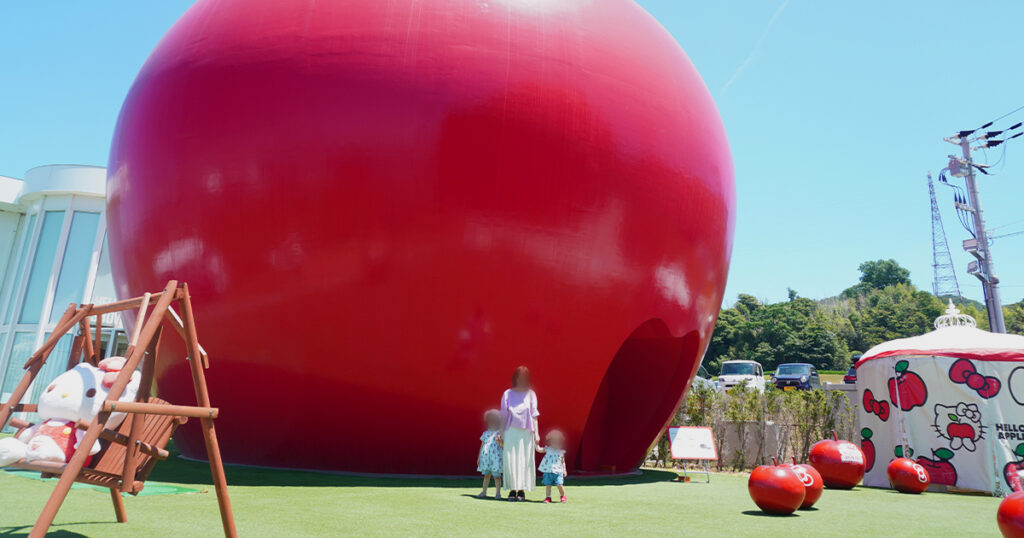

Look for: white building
[0,164,126,423]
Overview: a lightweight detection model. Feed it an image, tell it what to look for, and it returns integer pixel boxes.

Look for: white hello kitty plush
[0,357,140,467]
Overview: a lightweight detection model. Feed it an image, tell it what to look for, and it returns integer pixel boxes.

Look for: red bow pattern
[863,389,890,421]
[949,359,1001,399]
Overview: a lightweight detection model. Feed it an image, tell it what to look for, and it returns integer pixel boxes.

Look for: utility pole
[946,135,1006,333]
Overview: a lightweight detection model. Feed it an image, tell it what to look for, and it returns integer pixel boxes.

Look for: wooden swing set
[0,280,237,537]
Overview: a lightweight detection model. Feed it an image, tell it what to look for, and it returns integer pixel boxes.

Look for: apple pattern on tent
[1005,444,1024,492]
[918,448,957,486]
[888,360,928,411]
[861,428,876,472]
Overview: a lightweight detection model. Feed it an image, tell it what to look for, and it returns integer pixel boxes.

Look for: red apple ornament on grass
[998,492,1024,538]
[748,458,806,515]
[887,457,929,494]
[787,457,823,509]
[809,431,865,489]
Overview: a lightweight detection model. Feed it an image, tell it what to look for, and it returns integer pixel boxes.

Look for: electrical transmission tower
[927,173,962,302]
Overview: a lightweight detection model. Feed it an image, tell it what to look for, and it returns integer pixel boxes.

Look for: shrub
[658,387,856,470]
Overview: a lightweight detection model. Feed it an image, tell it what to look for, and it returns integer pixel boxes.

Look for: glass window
[19,211,65,324]
[30,332,73,404]
[0,332,7,391]
[49,211,101,323]
[112,331,128,357]
[1,332,36,402]
[91,238,120,327]
[2,332,41,432]
[720,362,756,376]
[776,364,811,376]
[97,329,127,360]
[2,214,36,325]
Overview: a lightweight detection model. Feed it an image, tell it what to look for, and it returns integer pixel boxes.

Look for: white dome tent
[855,301,1024,495]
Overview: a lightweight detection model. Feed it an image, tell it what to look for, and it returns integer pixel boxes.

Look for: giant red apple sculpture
[105,0,734,474]
[809,431,865,489]
[999,492,1024,538]
[749,459,806,515]
[887,457,929,494]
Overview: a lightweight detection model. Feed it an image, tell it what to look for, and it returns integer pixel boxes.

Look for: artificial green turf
[0,446,1004,537]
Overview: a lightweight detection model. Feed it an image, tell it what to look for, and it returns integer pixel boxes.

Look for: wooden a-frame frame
[0,281,237,537]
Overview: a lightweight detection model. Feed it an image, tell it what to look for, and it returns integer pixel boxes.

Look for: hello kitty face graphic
[933,403,984,452]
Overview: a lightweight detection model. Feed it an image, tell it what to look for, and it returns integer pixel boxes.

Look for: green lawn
[0,447,1004,537]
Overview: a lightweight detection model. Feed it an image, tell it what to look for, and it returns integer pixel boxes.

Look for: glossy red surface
[809,435,866,489]
[748,465,806,515]
[786,461,824,509]
[106,0,734,474]
[886,457,929,494]
[999,492,1024,538]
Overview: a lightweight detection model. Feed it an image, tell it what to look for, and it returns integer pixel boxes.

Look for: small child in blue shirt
[536,429,567,503]
[476,409,503,499]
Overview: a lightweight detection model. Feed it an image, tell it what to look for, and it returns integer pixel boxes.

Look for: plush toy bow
[863,389,890,421]
[97,357,129,389]
[949,359,1001,399]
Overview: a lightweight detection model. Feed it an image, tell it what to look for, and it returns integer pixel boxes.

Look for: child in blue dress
[537,429,567,503]
[477,409,503,499]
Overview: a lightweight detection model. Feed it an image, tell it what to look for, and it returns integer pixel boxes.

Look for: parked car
[691,365,718,391]
[843,366,857,384]
[771,363,821,391]
[718,360,765,392]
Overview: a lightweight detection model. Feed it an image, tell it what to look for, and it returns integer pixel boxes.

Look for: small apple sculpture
[888,360,928,411]
[748,458,806,515]
[787,457,824,509]
[887,457,929,494]
[998,492,1024,538]
[809,430,865,489]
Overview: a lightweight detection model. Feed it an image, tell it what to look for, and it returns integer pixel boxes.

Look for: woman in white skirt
[500,366,540,502]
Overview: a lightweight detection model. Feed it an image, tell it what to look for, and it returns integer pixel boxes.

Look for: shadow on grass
[148,443,679,489]
[459,494,547,503]
[0,522,105,537]
[741,510,799,518]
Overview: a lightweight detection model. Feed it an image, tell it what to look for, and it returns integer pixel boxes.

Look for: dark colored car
[844,366,857,384]
[771,363,821,390]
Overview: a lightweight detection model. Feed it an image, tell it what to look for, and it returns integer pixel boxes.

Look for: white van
[717,360,766,392]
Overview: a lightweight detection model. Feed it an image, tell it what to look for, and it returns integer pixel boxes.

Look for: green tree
[1006,301,1024,335]
[700,259,1021,377]
[842,259,912,298]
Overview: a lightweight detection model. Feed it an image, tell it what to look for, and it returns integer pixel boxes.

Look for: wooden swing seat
[0,282,237,537]
[8,397,186,494]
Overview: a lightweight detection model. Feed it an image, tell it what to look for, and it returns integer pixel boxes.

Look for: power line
[972,121,1023,143]
[991,229,1024,240]
[961,104,1024,137]
[991,105,1024,125]
[975,131,1023,150]
[991,218,1024,231]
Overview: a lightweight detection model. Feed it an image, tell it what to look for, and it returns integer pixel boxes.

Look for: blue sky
[2,1,1023,306]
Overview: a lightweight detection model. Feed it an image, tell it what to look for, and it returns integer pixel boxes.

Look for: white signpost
[668,426,717,483]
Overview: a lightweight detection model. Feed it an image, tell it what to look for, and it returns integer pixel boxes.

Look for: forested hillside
[704,259,1024,372]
